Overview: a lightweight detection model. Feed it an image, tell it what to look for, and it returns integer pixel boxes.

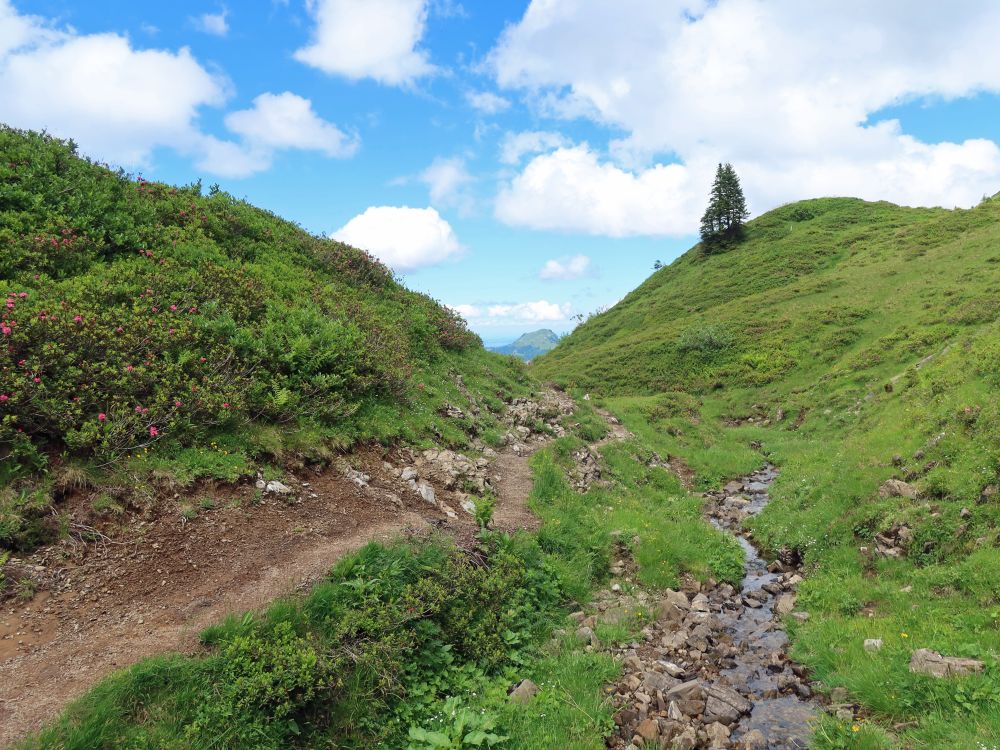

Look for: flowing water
[708,464,818,749]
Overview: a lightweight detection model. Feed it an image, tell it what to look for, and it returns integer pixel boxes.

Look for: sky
[3,1,1000,345]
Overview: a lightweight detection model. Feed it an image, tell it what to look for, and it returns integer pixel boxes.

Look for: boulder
[703,684,751,726]
[508,679,540,704]
[672,727,698,750]
[634,718,659,743]
[705,721,731,748]
[909,648,984,678]
[775,593,797,615]
[415,481,436,506]
[664,680,705,703]
[878,479,919,499]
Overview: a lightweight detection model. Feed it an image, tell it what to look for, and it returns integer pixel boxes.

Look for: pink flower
[135,405,143,413]
[174,400,182,407]
[18,292,26,298]
[1,326,10,335]
[149,426,159,437]
[169,305,177,312]
[98,413,106,422]
[0,394,8,402]
[222,402,230,409]
[126,364,135,372]
[73,315,82,323]
[32,376,40,383]
[116,327,124,334]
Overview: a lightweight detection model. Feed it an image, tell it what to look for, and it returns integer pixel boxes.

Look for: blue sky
[3,1,1000,345]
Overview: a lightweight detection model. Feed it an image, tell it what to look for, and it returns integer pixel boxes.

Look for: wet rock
[703,684,751,726]
[508,679,539,704]
[909,648,984,678]
[705,721,731,748]
[664,680,705,702]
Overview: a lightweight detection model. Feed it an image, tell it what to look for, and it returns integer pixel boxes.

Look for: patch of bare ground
[0,390,579,747]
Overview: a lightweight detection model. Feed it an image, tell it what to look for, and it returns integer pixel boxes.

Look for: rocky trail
[0,390,575,746]
[600,465,821,750]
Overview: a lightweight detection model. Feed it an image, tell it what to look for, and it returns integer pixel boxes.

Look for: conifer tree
[699,162,749,251]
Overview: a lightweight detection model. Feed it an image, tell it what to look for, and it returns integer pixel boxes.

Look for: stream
[705,464,817,749]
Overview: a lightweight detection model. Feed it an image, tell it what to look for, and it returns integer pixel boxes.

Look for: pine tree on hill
[699,162,749,252]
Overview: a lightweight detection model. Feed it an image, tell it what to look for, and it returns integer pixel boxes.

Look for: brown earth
[0,440,532,746]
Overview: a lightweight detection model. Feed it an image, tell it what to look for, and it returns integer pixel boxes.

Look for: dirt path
[491,450,542,532]
[0,389,577,747]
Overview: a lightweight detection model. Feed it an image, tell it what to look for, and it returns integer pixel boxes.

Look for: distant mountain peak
[490,328,560,361]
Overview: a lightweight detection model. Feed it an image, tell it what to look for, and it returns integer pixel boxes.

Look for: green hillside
[491,328,560,360]
[536,197,1000,747]
[0,127,529,548]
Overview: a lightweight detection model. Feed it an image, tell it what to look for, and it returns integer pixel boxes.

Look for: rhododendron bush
[0,128,479,477]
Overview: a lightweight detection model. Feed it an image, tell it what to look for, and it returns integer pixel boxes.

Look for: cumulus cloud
[0,2,356,178]
[449,300,572,326]
[192,9,229,36]
[499,130,569,164]
[496,145,701,236]
[215,91,358,174]
[466,90,510,114]
[539,254,592,281]
[294,0,435,85]
[332,206,463,273]
[0,2,227,166]
[490,0,1000,235]
[416,156,473,211]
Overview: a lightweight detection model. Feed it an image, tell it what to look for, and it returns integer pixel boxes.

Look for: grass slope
[537,196,1000,747]
[0,127,529,551]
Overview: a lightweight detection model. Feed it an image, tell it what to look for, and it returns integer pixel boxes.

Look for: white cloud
[539,254,592,281]
[450,300,572,326]
[466,90,510,114]
[0,2,356,179]
[499,130,569,164]
[294,0,435,85]
[192,9,229,37]
[496,145,702,236]
[0,3,227,166]
[448,303,481,318]
[225,91,357,156]
[418,156,473,210]
[331,206,463,273]
[490,0,1000,234]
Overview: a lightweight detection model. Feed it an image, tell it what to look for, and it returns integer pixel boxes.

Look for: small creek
[706,464,817,749]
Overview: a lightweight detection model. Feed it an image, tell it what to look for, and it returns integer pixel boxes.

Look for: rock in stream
[606,465,818,749]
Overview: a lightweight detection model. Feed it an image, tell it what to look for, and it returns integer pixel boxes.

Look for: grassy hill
[0,127,530,550]
[535,196,1000,747]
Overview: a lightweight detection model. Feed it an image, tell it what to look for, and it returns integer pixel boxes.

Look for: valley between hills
[2,128,999,750]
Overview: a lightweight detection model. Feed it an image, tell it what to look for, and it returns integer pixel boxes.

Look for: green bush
[0,127,480,475]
